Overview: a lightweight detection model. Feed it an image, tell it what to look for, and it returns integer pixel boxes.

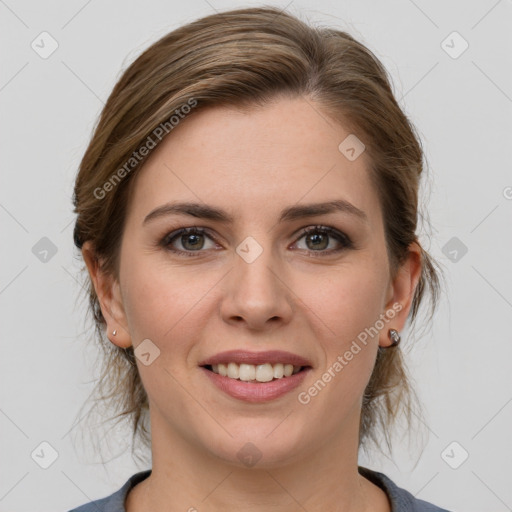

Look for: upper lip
[198,350,312,367]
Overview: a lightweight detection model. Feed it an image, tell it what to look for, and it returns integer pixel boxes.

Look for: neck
[126,406,389,512]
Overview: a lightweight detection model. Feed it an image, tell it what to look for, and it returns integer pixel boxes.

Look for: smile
[206,362,304,382]
[198,349,313,402]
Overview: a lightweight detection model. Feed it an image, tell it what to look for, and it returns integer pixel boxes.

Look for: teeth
[273,363,284,379]
[227,362,239,379]
[239,363,256,381]
[210,362,303,382]
[256,363,274,382]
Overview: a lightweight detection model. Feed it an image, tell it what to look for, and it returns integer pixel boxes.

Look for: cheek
[121,263,173,340]
[120,255,216,352]
[294,258,386,392]
[297,261,388,343]
[294,269,384,429]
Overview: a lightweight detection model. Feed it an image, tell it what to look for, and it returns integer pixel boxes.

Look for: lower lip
[200,366,311,403]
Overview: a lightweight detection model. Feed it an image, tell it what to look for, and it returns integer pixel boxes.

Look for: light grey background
[1,1,511,511]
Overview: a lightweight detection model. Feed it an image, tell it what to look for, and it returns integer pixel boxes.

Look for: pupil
[307,233,328,250]
[183,234,203,250]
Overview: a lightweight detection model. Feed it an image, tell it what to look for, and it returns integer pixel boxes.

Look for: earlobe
[81,241,132,349]
[380,241,422,348]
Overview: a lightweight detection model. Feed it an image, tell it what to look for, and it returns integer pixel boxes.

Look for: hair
[71,5,442,464]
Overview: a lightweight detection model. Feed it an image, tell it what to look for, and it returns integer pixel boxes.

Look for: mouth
[201,362,310,383]
[198,350,313,402]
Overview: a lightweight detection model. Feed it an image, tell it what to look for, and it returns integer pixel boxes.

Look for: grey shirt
[67,466,452,511]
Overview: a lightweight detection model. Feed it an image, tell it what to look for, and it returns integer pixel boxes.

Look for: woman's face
[89,96,418,468]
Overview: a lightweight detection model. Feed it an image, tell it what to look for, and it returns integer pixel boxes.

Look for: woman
[69,6,450,511]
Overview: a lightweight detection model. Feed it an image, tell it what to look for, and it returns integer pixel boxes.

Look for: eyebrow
[143,199,368,226]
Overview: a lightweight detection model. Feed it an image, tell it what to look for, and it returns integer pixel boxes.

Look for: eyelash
[160,225,354,258]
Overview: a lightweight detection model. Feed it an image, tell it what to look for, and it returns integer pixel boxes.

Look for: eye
[161,225,353,258]
[162,227,219,256]
[292,225,353,254]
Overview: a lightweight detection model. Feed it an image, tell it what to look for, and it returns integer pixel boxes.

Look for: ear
[81,241,132,349]
[380,241,422,348]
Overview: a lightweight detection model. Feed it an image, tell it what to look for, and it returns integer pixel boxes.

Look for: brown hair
[72,6,442,463]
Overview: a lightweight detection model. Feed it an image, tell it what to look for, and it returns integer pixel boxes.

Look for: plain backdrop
[1,1,511,511]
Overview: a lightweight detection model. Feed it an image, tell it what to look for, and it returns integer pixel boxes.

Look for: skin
[82,96,421,511]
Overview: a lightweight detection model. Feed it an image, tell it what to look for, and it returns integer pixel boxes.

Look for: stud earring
[380,328,400,349]
[112,329,117,336]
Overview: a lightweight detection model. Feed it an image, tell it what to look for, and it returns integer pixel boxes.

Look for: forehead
[125,97,382,229]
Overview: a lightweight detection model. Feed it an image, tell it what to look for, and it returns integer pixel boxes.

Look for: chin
[203,429,307,470]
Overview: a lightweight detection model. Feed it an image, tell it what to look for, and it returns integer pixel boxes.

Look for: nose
[220,242,294,331]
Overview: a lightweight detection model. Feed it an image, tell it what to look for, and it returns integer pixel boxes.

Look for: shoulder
[67,466,451,512]
[358,466,453,512]
[67,469,152,512]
